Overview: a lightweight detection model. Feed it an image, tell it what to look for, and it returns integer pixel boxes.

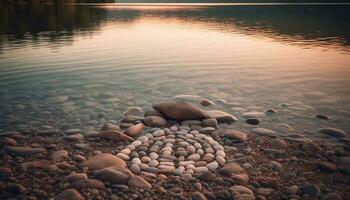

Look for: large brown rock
[124,123,144,137]
[99,130,134,142]
[154,102,208,121]
[83,153,126,170]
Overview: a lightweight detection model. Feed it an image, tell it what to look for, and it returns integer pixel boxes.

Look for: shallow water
[0,4,349,138]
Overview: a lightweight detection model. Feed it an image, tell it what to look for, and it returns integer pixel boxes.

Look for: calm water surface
[0,4,349,139]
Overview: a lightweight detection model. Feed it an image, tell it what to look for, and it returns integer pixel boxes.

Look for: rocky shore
[0,100,349,200]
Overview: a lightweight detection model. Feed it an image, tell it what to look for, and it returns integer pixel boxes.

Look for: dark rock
[5,146,46,156]
[316,114,329,120]
[301,184,320,198]
[318,128,347,138]
[5,183,26,194]
[197,171,216,182]
[154,102,208,121]
[246,118,260,125]
[265,109,278,114]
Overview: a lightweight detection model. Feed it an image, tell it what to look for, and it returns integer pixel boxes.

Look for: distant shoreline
[68,2,350,6]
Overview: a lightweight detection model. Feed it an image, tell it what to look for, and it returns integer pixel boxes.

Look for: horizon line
[67,2,350,6]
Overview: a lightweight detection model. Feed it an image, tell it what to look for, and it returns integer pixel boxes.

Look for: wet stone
[301,184,320,198]
[246,118,260,125]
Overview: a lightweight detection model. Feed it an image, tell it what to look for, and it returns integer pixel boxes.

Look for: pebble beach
[0,99,349,200]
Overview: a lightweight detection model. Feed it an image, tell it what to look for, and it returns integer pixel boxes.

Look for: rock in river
[154,102,208,120]
[318,128,347,138]
[83,153,126,170]
[144,116,167,127]
[124,123,144,137]
[207,110,237,123]
[99,130,134,142]
[251,128,276,136]
[221,129,247,142]
[5,146,46,156]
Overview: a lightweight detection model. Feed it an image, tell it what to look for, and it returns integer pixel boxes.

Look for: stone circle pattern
[116,125,226,176]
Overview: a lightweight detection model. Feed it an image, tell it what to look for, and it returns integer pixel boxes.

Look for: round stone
[207,161,219,171]
[131,140,142,147]
[186,146,196,154]
[150,152,159,160]
[141,156,151,163]
[205,148,215,154]
[117,153,130,161]
[216,155,226,165]
[138,136,148,143]
[187,153,201,161]
[194,143,202,149]
[213,144,224,151]
[132,158,142,165]
[130,164,141,174]
[204,153,215,163]
[216,150,225,157]
[153,130,165,137]
[148,160,159,167]
[120,148,131,155]
[197,149,204,156]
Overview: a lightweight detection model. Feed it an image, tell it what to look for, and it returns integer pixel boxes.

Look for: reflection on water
[0,4,349,139]
[1,4,350,51]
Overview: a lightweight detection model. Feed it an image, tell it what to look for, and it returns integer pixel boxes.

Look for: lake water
[0,4,349,139]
